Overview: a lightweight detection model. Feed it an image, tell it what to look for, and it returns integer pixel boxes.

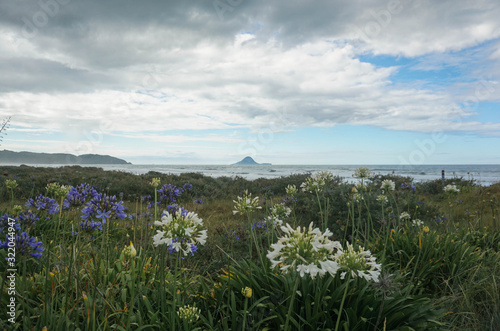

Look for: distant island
[0,150,130,165]
[233,156,271,165]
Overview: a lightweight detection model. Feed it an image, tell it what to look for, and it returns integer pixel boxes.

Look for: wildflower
[177,305,200,324]
[401,182,416,192]
[81,193,127,224]
[444,184,460,194]
[351,186,358,194]
[5,179,18,190]
[352,193,363,203]
[150,178,161,188]
[0,232,44,259]
[194,198,203,204]
[122,242,137,259]
[266,203,292,226]
[285,184,297,196]
[26,195,60,215]
[376,195,388,204]
[153,207,207,256]
[399,212,411,221]
[300,171,333,193]
[66,183,93,207]
[78,219,103,233]
[335,243,381,282]
[241,286,253,298]
[422,226,430,233]
[412,219,424,227]
[267,222,342,279]
[353,167,372,179]
[12,205,23,215]
[380,180,395,192]
[233,190,262,215]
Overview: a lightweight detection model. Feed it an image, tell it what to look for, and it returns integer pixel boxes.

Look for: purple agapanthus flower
[78,220,103,233]
[0,213,21,233]
[81,193,127,224]
[65,183,94,207]
[26,195,60,215]
[0,232,44,259]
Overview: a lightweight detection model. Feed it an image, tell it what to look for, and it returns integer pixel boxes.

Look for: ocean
[14,164,500,186]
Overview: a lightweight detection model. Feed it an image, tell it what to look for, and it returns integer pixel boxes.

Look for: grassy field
[0,165,499,330]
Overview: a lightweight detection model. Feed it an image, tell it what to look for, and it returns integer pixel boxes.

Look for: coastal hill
[233,156,271,165]
[0,150,130,165]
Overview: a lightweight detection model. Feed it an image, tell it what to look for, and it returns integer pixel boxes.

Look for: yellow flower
[241,286,252,298]
[422,226,430,233]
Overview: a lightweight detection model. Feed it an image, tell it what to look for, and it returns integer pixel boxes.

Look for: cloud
[1,0,499,151]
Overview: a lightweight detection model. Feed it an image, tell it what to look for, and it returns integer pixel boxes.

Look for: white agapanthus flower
[399,211,411,221]
[335,243,381,282]
[412,219,424,227]
[152,208,207,256]
[380,179,395,192]
[444,184,460,194]
[266,203,292,226]
[267,222,342,279]
[233,190,262,215]
[376,195,388,204]
[300,171,333,193]
[285,184,298,196]
[353,167,373,179]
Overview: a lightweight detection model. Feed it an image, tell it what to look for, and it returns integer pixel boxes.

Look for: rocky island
[232,156,271,165]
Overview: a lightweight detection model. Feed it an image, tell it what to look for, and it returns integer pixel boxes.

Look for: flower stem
[335,275,350,331]
[284,276,300,331]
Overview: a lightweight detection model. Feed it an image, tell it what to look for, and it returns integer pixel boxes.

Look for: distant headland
[0,150,131,165]
[232,156,271,165]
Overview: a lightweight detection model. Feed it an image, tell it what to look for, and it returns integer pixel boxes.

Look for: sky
[0,0,499,165]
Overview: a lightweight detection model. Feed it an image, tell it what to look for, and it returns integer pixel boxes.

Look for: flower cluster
[78,219,103,233]
[401,182,416,192]
[380,180,395,192]
[267,222,342,279]
[4,179,18,190]
[26,195,60,215]
[285,184,298,196]
[412,219,424,227]
[399,211,411,221]
[268,223,382,282]
[152,208,207,256]
[46,182,72,199]
[265,203,292,226]
[16,210,40,228]
[300,171,333,193]
[376,195,388,204]
[81,193,127,224]
[353,167,372,179]
[150,177,161,188]
[66,183,94,207]
[233,190,262,215]
[155,183,191,210]
[334,243,381,282]
[177,305,200,324]
[1,213,21,233]
[0,232,44,259]
[444,184,460,194]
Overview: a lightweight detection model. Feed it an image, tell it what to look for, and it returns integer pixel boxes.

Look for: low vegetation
[0,165,499,330]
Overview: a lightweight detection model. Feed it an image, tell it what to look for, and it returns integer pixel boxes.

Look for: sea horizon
[2,163,499,186]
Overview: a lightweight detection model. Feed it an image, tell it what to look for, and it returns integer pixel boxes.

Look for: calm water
[13,164,499,186]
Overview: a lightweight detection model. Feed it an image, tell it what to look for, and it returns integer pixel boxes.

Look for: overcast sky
[1,0,499,164]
